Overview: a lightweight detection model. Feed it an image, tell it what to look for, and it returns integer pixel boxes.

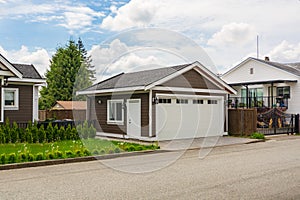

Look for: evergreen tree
[39,39,95,109]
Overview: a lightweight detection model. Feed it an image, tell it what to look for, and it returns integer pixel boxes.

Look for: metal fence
[228,96,289,109]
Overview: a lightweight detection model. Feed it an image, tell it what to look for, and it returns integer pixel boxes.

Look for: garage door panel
[156,97,224,140]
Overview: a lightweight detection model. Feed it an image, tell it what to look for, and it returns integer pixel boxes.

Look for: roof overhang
[0,55,23,78]
[229,79,297,87]
[8,77,46,84]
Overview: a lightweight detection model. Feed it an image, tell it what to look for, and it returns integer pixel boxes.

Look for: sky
[0,0,300,81]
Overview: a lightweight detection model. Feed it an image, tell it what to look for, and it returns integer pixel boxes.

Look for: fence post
[295,114,299,134]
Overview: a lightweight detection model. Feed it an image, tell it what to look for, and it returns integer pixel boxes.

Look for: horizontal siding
[4,84,33,122]
[88,93,149,136]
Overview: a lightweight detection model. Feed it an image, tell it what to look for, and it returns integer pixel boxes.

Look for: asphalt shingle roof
[252,58,300,76]
[12,63,43,79]
[86,63,191,91]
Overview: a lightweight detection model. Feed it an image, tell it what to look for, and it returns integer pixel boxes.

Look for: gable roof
[223,57,300,78]
[0,54,23,78]
[12,64,43,79]
[78,61,236,95]
[52,101,87,110]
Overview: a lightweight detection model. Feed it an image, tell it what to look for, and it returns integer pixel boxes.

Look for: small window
[158,98,171,104]
[176,99,188,104]
[208,100,218,104]
[193,99,204,104]
[3,88,19,110]
[277,86,290,98]
[250,68,254,74]
[107,99,124,124]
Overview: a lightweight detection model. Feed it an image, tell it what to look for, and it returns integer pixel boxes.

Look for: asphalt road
[0,137,300,200]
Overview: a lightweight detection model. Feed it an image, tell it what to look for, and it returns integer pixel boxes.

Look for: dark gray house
[0,54,45,123]
[78,61,235,141]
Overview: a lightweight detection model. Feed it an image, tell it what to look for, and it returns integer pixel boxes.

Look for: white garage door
[156,95,224,140]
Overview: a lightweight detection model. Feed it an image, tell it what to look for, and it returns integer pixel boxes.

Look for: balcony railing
[228,96,289,110]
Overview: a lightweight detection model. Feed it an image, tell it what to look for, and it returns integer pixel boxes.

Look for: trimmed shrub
[31,122,39,143]
[47,152,55,159]
[88,124,97,139]
[38,125,46,143]
[8,153,16,163]
[250,132,265,139]
[11,122,19,143]
[53,125,59,141]
[35,153,44,161]
[65,124,72,140]
[19,153,27,162]
[28,154,34,162]
[55,151,63,159]
[71,127,79,140]
[126,145,136,152]
[83,149,91,156]
[100,149,105,155]
[0,153,6,164]
[75,149,82,157]
[0,129,6,144]
[108,149,114,154]
[59,126,66,141]
[92,149,99,155]
[65,150,74,158]
[46,123,54,142]
[114,147,121,153]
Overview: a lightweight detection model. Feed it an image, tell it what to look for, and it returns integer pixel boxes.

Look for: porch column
[246,85,249,108]
[271,82,274,107]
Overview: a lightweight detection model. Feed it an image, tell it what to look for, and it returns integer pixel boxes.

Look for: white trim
[0,89,3,122]
[96,132,158,141]
[32,85,39,122]
[77,86,145,95]
[0,71,15,77]
[149,89,153,137]
[8,78,46,84]
[155,93,224,100]
[0,55,23,78]
[2,88,19,110]
[107,99,124,125]
[127,99,142,137]
[152,86,229,94]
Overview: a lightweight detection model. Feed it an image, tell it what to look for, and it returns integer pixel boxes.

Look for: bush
[83,149,91,156]
[11,122,19,143]
[250,132,265,139]
[28,154,34,162]
[108,149,114,154]
[92,149,99,155]
[38,125,46,143]
[35,153,44,161]
[59,126,66,141]
[19,153,27,162]
[46,123,54,142]
[0,153,6,164]
[114,147,121,153]
[47,152,55,159]
[55,151,63,159]
[88,124,96,139]
[65,150,74,158]
[8,153,16,163]
[31,122,39,143]
[126,145,136,152]
[75,149,82,157]
[100,149,106,154]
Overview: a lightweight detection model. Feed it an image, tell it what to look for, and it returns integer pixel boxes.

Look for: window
[176,99,188,104]
[193,99,204,104]
[107,100,124,124]
[3,88,19,110]
[208,100,218,104]
[158,99,171,104]
[250,68,254,74]
[277,86,290,98]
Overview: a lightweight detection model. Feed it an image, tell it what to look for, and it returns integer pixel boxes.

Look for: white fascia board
[155,93,225,100]
[76,86,145,96]
[0,56,23,78]
[8,77,46,84]
[0,70,15,77]
[222,57,252,78]
[152,86,229,94]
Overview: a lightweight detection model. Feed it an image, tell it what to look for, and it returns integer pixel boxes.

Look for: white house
[222,57,300,114]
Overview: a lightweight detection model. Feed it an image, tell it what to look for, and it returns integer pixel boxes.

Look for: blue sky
[1,0,300,79]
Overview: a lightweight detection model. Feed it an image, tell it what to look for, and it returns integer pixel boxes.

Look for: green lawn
[0,139,159,164]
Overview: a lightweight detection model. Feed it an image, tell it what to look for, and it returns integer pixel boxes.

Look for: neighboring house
[77,61,235,141]
[51,101,87,110]
[222,57,300,114]
[0,54,45,123]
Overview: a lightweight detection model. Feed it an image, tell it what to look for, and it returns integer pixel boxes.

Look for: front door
[127,99,141,138]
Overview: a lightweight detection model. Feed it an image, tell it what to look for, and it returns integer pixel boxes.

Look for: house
[0,54,45,123]
[222,57,300,114]
[77,61,236,141]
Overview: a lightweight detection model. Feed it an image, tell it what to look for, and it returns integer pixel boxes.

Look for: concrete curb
[0,149,169,171]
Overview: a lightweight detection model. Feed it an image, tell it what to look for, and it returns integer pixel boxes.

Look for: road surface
[0,137,299,199]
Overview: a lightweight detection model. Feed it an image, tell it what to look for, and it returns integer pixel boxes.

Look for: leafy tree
[39,39,95,109]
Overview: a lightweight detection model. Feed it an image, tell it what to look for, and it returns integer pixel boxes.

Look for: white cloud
[268,41,300,62]
[207,23,256,47]
[0,46,50,76]
[101,0,159,31]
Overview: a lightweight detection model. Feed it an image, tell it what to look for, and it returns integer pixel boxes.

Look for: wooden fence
[228,108,257,136]
[39,110,86,121]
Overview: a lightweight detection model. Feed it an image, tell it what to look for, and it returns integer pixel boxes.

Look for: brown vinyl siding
[161,69,220,90]
[4,84,33,122]
[89,92,149,136]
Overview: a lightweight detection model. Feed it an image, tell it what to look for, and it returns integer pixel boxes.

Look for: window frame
[193,99,204,104]
[3,88,19,110]
[277,86,290,99]
[107,99,124,125]
[176,99,188,104]
[208,99,218,105]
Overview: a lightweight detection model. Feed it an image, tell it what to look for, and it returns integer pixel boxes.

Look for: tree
[39,39,95,110]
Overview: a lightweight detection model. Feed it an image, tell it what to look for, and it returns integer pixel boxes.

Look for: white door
[156,96,224,140]
[127,99,141,138]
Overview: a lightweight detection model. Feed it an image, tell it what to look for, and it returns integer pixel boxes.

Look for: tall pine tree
[39,39,95,110]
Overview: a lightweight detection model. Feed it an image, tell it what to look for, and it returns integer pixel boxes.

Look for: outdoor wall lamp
[152,97,158,104]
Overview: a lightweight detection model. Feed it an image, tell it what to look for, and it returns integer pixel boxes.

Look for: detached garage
[77,61,236,141]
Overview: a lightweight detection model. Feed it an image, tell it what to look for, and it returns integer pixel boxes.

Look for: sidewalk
[158,136,261,151]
